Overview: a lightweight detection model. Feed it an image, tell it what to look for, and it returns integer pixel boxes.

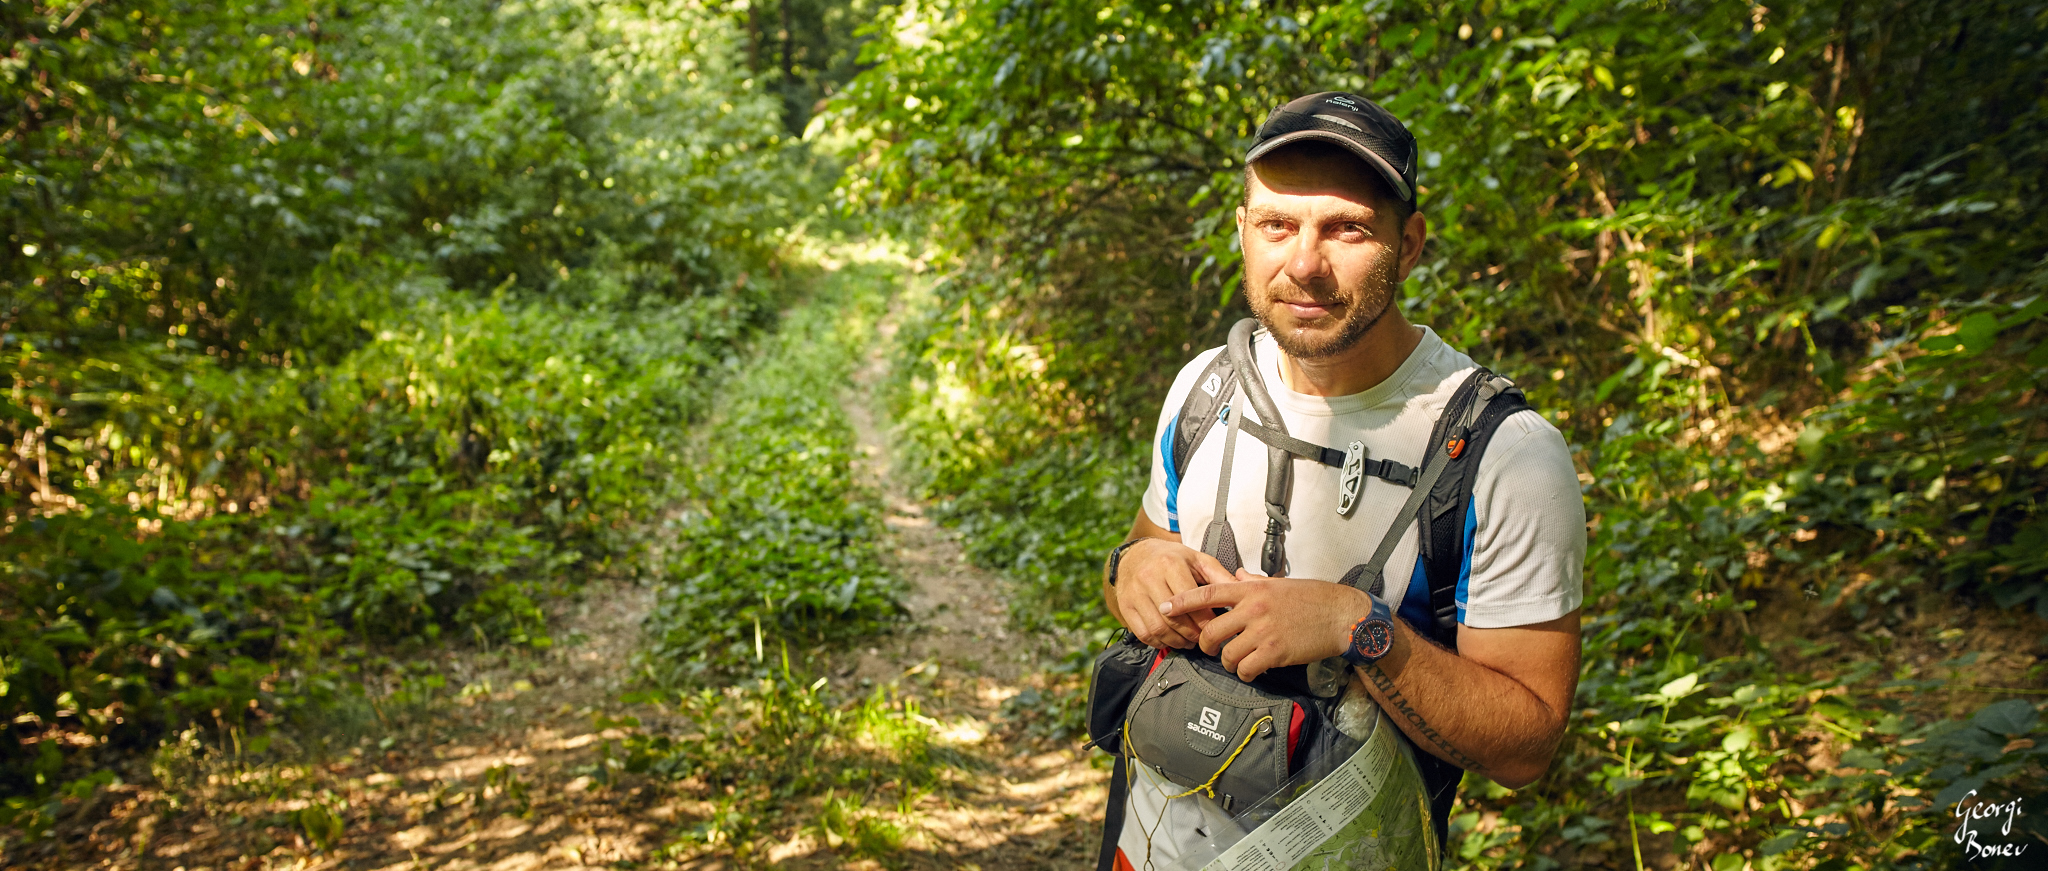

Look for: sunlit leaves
[1,0,815,818]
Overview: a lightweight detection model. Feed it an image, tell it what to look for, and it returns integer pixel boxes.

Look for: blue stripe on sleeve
[1398,553,1433,632]
[1454,501,1478,623]
[1160,415,1181,533]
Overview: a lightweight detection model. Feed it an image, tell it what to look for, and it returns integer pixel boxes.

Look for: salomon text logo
[1187,706,1228,743]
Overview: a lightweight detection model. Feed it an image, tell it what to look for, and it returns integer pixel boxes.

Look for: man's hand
[1160,568,1373,680]
[1113,538,1233,649]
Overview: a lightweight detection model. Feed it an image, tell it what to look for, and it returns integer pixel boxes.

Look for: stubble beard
[1246,242,1403,360]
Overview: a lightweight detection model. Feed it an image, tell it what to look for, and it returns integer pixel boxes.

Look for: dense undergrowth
[626,670,947,863]
[638,253,907,686]
[1,0,820,833]
[619,254,950,863]
[837,0,2048,867]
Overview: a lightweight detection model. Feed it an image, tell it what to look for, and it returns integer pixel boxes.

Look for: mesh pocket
[1085,630,1157,754]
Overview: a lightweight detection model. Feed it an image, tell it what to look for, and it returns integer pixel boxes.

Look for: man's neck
[1276,312,1425,398]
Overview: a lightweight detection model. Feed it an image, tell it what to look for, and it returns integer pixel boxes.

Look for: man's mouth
[1278,299,1342,320]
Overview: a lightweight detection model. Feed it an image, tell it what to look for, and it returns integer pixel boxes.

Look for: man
[1100,92,1585,867]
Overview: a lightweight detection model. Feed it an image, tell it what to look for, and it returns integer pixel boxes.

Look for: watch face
[1355,618,1394,661]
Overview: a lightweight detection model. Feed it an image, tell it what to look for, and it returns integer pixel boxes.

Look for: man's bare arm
[1352,610,1580,789]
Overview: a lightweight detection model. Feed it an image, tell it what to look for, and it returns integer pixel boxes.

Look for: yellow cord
[1163,715,1274,800]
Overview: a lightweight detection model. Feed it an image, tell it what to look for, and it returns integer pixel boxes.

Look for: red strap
[1145,647,1168,676]
[1115,847,1137,871]
[1287,702,1306,762]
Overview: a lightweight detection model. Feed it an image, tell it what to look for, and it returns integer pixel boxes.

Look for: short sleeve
[1457,410,1587,629]
[1142,348,1224,535]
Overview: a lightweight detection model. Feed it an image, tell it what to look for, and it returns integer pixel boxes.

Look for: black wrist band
[1104,538,1150,587]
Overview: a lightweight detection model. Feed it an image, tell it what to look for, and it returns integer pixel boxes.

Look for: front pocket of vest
[1085,631,1159,753]
[1124,655,1293,812]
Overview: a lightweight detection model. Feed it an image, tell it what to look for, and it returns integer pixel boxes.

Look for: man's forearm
[1353,619,1574,789]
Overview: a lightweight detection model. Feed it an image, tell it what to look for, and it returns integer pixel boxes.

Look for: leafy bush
[0,281,775,813]
[2,0,814,821]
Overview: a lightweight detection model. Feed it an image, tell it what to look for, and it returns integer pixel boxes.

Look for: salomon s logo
[1185,705,1229,743]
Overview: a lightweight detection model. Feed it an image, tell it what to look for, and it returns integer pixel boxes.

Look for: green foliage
[844,0,2048,603]
[639,259,907,686]
[624,672,939,803]
[293,795,346,851]
[615,257,935,862]
[621,666,943,862]
[841,0,2048,865]
[930,436,1143,638]
[734,0,888,135]
[482,761,533,817]
[2,0,818,817]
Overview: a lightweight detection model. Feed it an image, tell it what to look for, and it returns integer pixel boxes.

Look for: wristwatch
[1339,595,1397,666]
[1104,538,1151,586]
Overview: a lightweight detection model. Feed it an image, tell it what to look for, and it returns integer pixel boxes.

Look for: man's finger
[1217,632,1254,674]
[1159,581,1251,617]
[1234,647,1271,682]
[1191,553,1237,587]
[1125,591,1194,649]
[1161,569,1217,631]
[1155,603,1203,648]
[1197,607,1251,657]
[1147,610,1197,649]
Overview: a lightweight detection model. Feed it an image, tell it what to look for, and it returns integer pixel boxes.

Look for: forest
[3,0,2044,868]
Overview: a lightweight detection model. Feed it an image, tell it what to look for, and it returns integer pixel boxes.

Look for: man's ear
[1396,211,1428,280]
[1235,204,1247,234]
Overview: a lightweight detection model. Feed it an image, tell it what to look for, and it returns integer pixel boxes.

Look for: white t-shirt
[1141,327,1585,629]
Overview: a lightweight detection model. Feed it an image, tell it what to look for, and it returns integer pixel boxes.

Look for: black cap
[1245,92,1418,205]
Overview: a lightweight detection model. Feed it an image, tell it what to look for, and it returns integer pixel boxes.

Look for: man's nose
[1283,231,1331,286]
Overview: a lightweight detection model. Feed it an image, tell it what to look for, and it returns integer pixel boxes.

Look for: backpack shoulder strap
[1168,350,1239,482]
[1095,756,1131,871]
[1418,368,1532,651]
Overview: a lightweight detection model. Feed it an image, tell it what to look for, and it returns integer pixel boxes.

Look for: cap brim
[1244,130,1413,204]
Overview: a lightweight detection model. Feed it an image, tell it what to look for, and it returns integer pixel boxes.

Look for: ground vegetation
[1,0,823,833]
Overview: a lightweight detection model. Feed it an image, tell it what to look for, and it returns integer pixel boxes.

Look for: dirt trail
[14,579,690,871]
[790,312,1107,870]
[16,301,1106,871]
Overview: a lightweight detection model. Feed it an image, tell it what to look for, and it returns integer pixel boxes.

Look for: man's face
[1236,149,1420,359]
